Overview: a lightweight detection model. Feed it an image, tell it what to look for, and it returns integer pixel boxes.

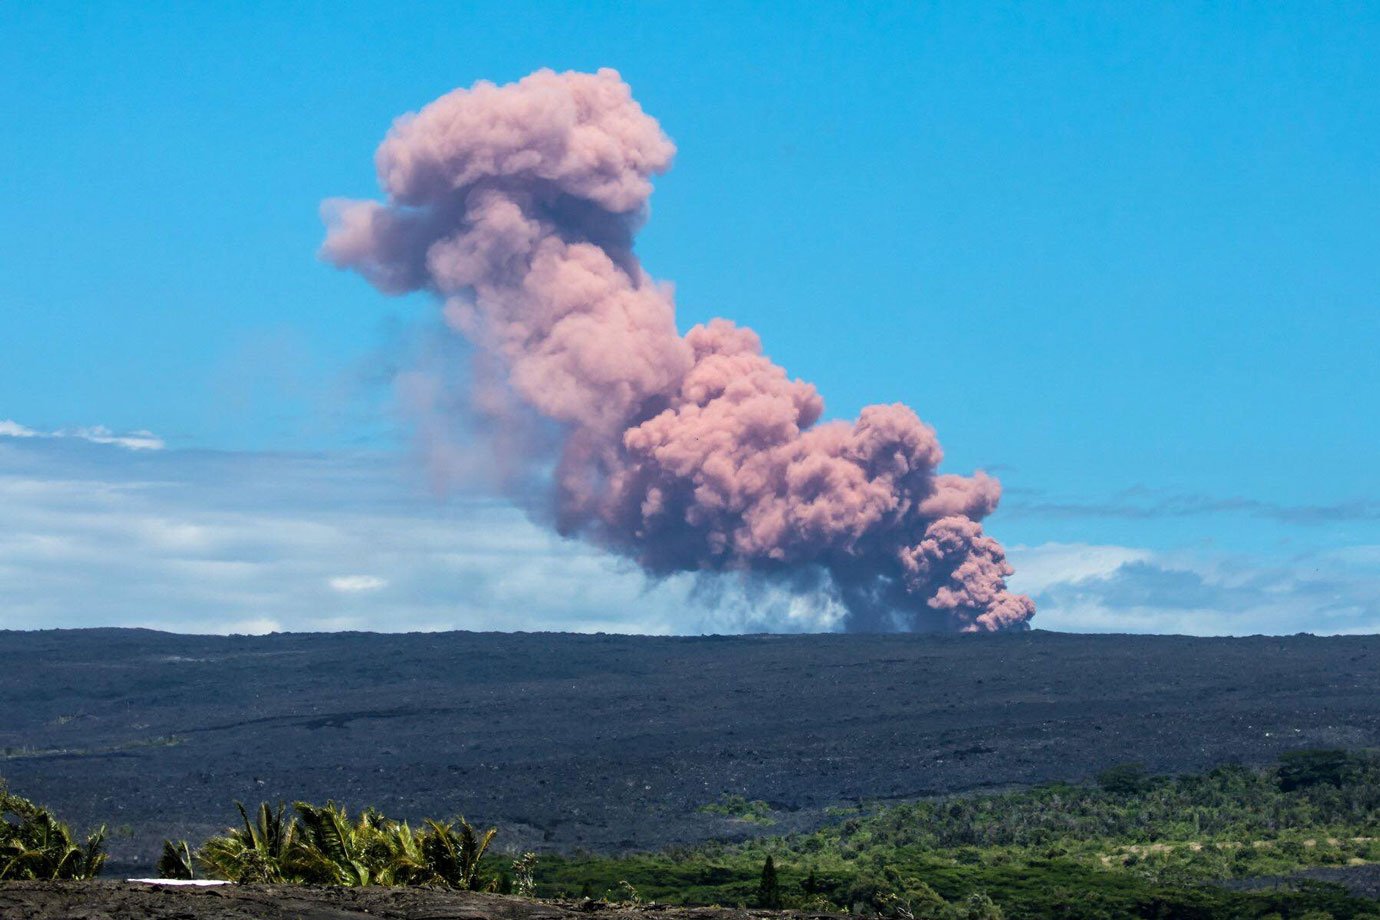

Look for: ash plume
[323,68,1034,632]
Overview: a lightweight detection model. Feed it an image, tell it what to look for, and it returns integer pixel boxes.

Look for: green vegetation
[157,838,196,880]
[0,779,106,880]
[1,735,183,761]
[174,800,520,889]
[8,753,1380,918]
[538,752,1380,919]
[757,854,782,908]
[698,794,776,825]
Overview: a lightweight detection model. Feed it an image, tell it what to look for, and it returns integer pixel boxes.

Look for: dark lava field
[2,628,1378,875]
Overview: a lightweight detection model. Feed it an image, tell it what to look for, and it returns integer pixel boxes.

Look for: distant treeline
[5,751,1380,919]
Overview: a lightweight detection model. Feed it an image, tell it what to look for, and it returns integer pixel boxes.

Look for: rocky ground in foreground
[2,629,1378,874]
[0,882,832,920]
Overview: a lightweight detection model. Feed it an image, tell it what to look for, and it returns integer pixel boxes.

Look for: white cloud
[1014,543,1380,636]
[329,574,387,593]
[0,420,39,438]
[0,435,1376,637]
[67,425,165,451]
[0,419,164,450]
[0,437,702,634]
[1006,542,1153,595]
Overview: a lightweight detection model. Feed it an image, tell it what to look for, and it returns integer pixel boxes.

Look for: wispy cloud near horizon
[0,435,1376,637]
[0,419,165,451]
[1008,542,1380,636]
[0,436,704,635]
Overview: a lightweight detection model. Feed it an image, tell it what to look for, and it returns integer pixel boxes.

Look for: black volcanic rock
[1,629,1378,874]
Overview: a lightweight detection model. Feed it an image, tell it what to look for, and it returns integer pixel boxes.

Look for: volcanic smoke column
[323,68,1034,632]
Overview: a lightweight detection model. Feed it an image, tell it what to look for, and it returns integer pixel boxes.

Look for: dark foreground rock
[2,629,1379,874]
[0,882,832,920]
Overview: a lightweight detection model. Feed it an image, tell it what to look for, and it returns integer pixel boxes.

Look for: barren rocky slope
[2,629,1377,875]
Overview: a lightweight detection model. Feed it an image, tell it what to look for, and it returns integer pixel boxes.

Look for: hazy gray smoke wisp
[323,67,1034,632]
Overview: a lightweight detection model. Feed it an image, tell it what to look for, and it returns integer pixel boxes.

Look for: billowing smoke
[323,68,1034,633]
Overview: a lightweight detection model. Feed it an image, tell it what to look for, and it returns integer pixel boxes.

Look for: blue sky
[2,3,1378,634]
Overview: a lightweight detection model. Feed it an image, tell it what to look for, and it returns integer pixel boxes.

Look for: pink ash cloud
[322,67,1034,632]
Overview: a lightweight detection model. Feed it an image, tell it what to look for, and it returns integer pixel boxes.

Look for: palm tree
[197,802,297,883]
[291,802,426,887]
[157,839,196,880]
[190,799,501,889]
[0,780,107,880]
[418,817,497,889]
[377,817,430,885]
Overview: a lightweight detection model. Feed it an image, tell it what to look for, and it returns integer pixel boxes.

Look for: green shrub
[1096,763,1153,795]
[1277,751,1362,792]
[698,794,775,825]
[190,800,499,888]
[157,839,196,880]
[0,779,106,880]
